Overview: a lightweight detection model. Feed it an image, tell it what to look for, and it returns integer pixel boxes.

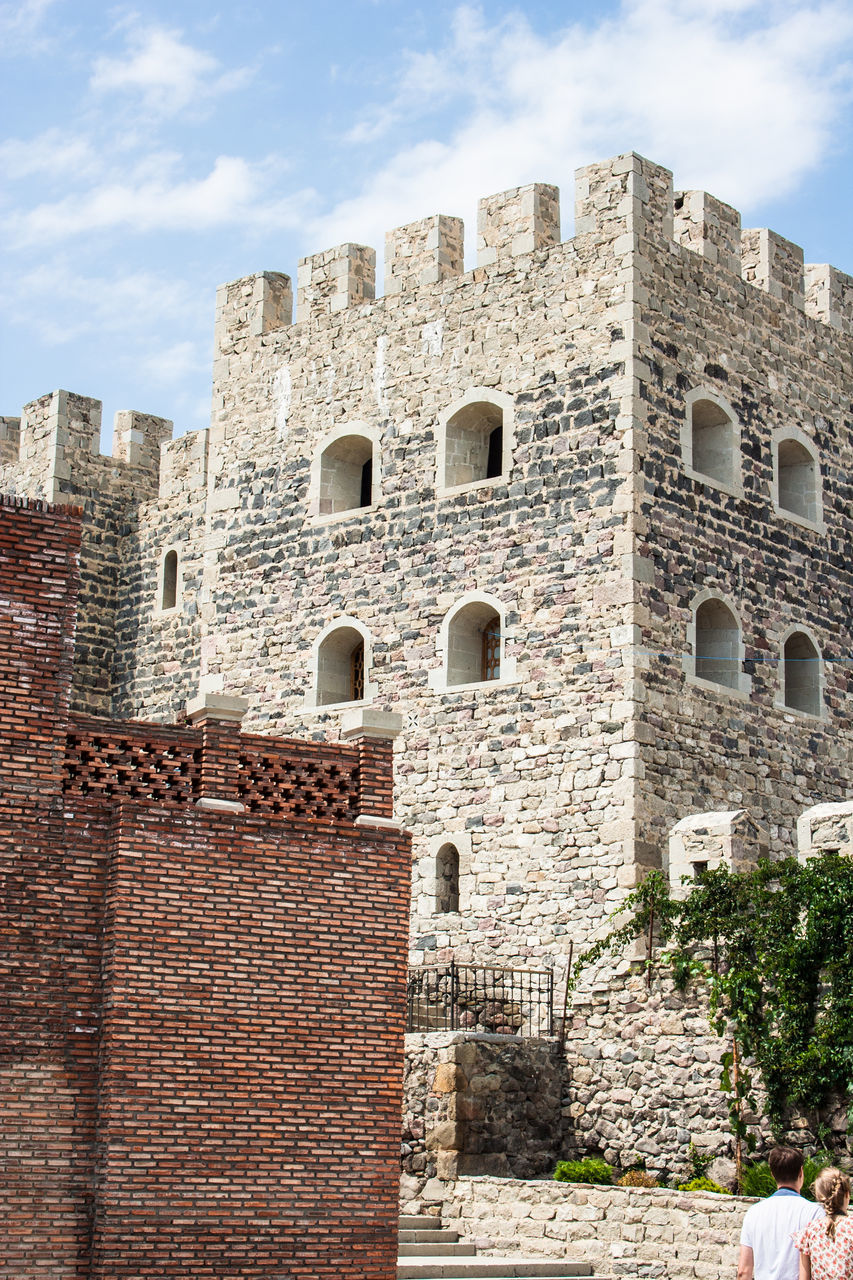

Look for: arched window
[316,625,368,706]
[443,401,503,488]
[695,598,740,689]
[775,435,820,525]
[435,843,460,913]
[690,397,736,487]
[318,434,374,515]
[783,631,820,716]
[161,549,178,611]
[447,601,501,687]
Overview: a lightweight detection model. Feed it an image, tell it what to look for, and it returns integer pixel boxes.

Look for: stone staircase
[398,1214,604,1279]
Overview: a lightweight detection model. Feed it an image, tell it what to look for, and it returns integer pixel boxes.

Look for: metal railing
[406,962,554,1038]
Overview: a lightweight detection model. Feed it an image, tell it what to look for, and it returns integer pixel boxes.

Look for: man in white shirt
[738,1147,822,1280]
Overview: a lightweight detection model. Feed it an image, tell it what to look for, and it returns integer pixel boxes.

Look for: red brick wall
[0,498,411,1279]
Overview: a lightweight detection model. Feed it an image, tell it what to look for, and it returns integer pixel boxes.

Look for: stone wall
[403,1033,564,1181]
[404,1175,754,1280]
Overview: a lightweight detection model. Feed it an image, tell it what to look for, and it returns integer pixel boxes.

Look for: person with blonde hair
[793,1166,853,1279]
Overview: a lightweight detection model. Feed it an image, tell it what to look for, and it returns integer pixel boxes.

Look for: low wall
[404,1033,564,1180]
[403,1175,754,1280]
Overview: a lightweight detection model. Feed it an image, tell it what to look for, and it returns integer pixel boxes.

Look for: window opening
[695,599,739,689]
[436,844,460,913]
[444,401,504,487]
[359,457,373,509]
[316,626,368,706]
[783,631,820,716]
[447,602,501,687]
[350,641,365,701]
[481,619,501,682]
[318,435,374,515]
[486,425,503,480]
[161,550,178,610]
[690,398,735,488]
[778,439,817,523]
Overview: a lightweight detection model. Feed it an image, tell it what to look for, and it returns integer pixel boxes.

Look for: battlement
[212,151,853,352]
[0,389,173,503]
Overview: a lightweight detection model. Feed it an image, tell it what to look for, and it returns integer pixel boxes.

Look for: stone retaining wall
[404,1175,754,1280]
[404,1033,564,1181]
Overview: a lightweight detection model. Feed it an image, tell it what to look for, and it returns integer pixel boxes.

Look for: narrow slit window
[161,550,178,610]
[317,626,368,705]
[350,641,365,701]
[444,402,504,487]
[359,457,373,508]
[318,435,374,515]
[447,603,501,687]
[481,619,501,682]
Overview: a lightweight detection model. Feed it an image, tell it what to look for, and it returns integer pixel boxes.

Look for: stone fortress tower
[3,151,852,1173]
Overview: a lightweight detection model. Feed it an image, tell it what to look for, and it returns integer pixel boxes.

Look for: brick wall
[0,497,411,1279]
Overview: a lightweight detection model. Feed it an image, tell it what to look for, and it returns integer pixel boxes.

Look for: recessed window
[773,432,822,529]
[437,388,514,493]
[318,434,374,515]
[435,843,460,913]
[695,598,740,689]
[783,630,820,716]
[316,625,369,706]
[690,398,735,487]
[448,602,501,687]
[160,549,179,612]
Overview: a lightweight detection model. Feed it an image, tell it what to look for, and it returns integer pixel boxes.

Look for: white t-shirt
[740,1189,823,1280]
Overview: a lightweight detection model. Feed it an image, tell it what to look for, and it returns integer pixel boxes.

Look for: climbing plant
[576,855,853,1181]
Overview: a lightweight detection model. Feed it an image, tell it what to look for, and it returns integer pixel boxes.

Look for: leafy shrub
[677,1176,730,1195]
[803,1151,835,1201]
[741,1162,776,1199]
[554,1157,613,1185]
[617,1169,661,1188]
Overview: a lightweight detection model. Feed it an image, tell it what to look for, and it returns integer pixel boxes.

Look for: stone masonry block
[574,153,673,248]
[477,183,560,267]
[112,410,173,475]
[385,215,464,294]
[214,271,292,356]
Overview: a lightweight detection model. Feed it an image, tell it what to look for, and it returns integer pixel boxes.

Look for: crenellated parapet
[385,214,464,294]
[673,189,741,275]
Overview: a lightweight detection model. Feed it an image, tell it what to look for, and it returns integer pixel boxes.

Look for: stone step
[400,1230,462,1244]
[399,1242,477,1257]
[397,1261,596,1279]
[400,1214,442,1230]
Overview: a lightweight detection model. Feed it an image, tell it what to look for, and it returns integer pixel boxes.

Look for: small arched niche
[447,601,501,687]
[315,624,368,706]
[435,843,460,914]
[317,432,375,516]
[437,388,514,493]
[682,389,740,493]
[694,597,741,690]
[159,548,180,613]
[782,629,821,717]
[774,432,822,527]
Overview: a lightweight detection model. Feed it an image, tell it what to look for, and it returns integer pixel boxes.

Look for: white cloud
[0,129,102,182]
[312,0,853,257]
[6,154,317,245]
[90,21,251,116]
[0,0,58,49]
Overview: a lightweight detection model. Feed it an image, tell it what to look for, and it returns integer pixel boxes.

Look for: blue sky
[3,0,853,445]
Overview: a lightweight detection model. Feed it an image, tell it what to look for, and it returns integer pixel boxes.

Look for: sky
[2,0,853,446]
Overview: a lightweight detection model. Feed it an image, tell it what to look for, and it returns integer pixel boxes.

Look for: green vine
[576,856,853,1172]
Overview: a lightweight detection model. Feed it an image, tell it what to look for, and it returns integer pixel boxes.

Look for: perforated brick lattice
[63,729,201,803]
[236,747,359,821]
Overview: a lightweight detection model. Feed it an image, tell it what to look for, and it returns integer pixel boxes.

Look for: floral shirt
[794,1216,853,1280]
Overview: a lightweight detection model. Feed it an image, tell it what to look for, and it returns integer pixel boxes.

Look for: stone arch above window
[772,427,824,530]
[778,626,823,718]
[308,617,376,709]
[681,388,742,496]
[684,590,751,698]
[437,387,514,493]
[428,592,517,693]
[308,424,379,519]
[435,843,460,913]
[158,547,181,614]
